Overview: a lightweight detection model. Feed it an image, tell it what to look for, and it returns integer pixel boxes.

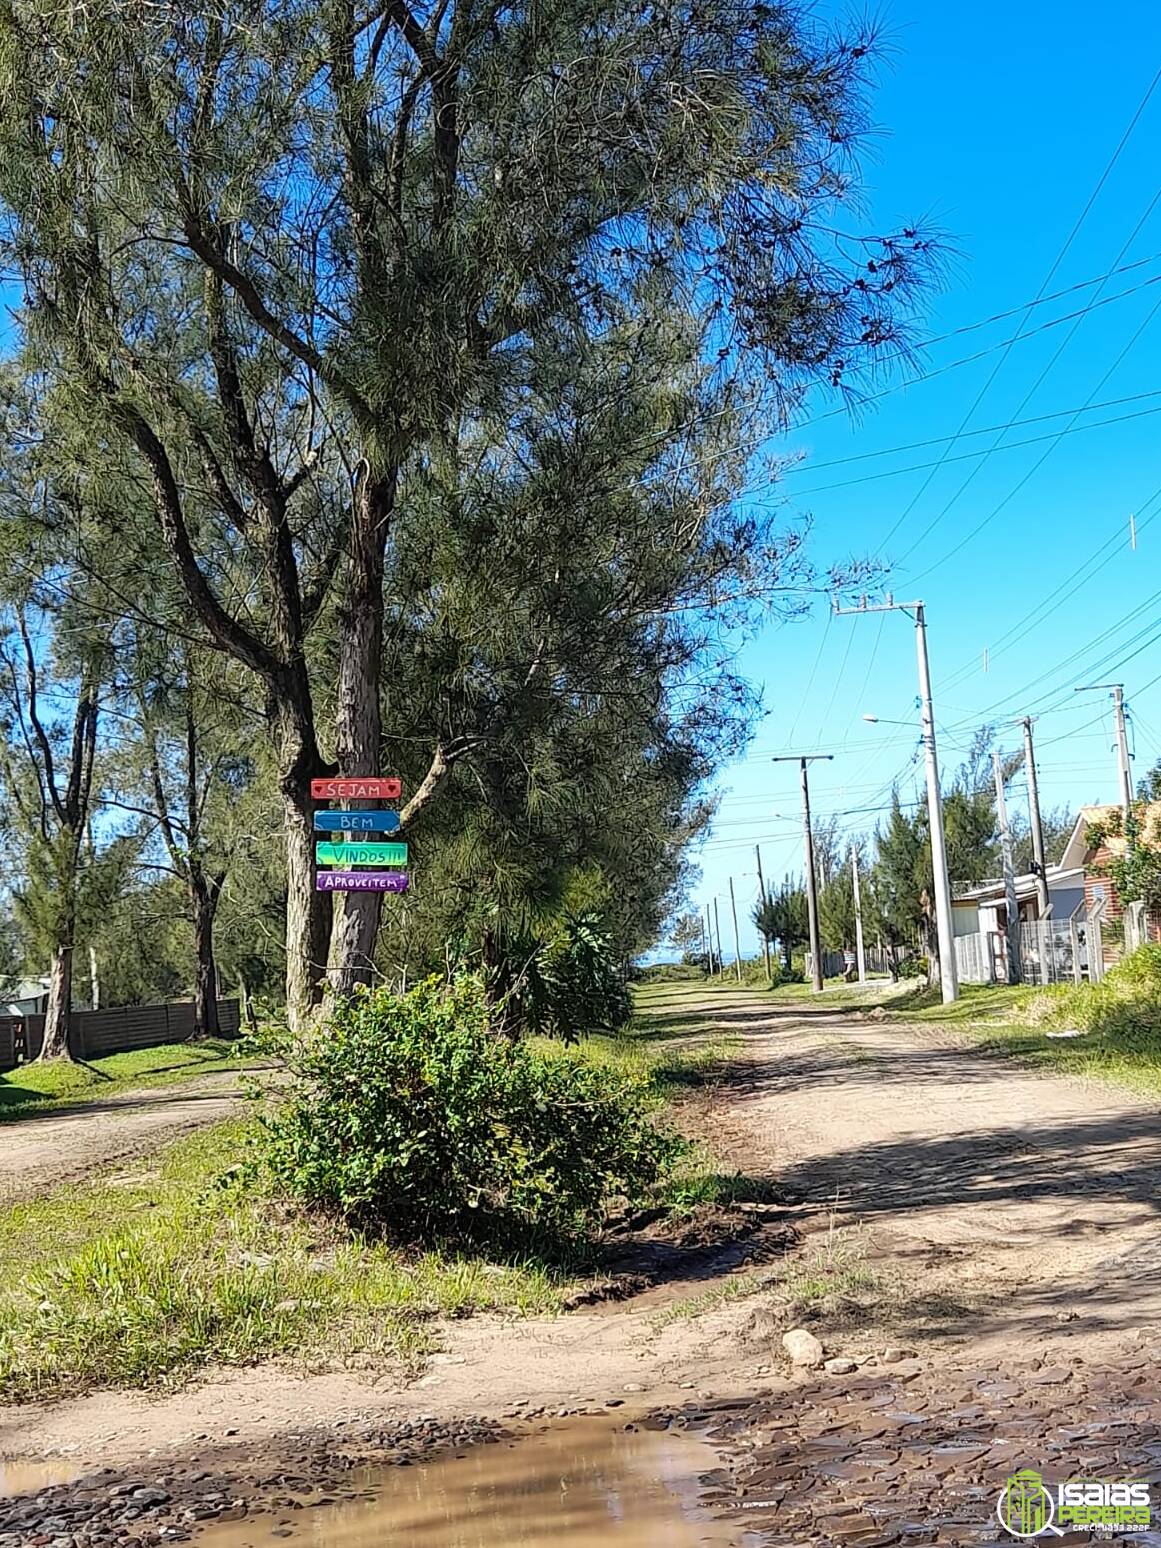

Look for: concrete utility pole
[772,752,834,993]
[728,876,742,983]
[1078,682,1134,819]
[993,750,1022,985]
[851,845,867,984]
[713,897,724,979]
[835,596,959,1003]
[1113,686,1134,819]
[1022,717,1051,918]
[754,844,772,984]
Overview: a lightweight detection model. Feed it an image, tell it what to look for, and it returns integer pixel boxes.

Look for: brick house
[1058,803,1161,944]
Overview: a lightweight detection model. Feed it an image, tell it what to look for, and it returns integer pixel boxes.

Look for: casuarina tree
[0,0,937,1024]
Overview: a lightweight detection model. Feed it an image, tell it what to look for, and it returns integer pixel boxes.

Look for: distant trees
[0,614,111,1059]
[754,878,808,972]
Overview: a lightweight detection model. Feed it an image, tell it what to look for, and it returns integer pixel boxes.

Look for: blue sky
[691,0,1161,960]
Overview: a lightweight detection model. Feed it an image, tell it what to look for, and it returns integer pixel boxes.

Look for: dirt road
[657,984,1161,1353]
[0,1071,249,1204]
[6,984,1161,1478]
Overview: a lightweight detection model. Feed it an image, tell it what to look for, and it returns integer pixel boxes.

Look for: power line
[867,65,1161,558]
[936,479,1161,695]
[907,284,1161,579]
[790,396,1161,498]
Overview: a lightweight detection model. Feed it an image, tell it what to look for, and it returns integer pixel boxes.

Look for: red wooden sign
[311,777,402,801]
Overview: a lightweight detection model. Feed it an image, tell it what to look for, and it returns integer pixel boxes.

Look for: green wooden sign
[316,840,408,868]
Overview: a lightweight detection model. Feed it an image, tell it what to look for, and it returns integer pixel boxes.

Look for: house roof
[1059,801,1161,871]
[953,866,1085,906]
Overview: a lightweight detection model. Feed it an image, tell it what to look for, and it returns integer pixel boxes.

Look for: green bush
[1025,944,1161,1042]
[255,975,681,1248]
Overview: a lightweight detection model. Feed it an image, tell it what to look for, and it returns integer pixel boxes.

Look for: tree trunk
[283,774,331,1030]
[40,936,75,1061]
[190,870,221,1039]
[328,469,395,1000]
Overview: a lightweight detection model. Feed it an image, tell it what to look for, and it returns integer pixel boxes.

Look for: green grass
[0,1038,249,1122]
[0,995,803,1401]
[886,981,1038,1024]
[0,1120,565,1402]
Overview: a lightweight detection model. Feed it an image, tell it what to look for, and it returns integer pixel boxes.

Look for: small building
[953,866,1086,935]
[0,977,49,1017]
[951,867,1090,984]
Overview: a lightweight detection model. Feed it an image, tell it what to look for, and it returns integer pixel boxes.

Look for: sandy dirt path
[5,983,1161,1470]
[655,984,1161,1353]
[0,1071,249,1203]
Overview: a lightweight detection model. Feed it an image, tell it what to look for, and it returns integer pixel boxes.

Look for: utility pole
[851,845,867,984]
[728,876,742,983]
[1077,682,1134,818]
[700,914,709,974]
[713,897,724,979]
[1022,717,1051,918]
[993,750,1022,984]
[703,904,715,973]
[754,844,772,984]
[771,752,834,993]
[1114,686,1134,819]
[835,596,959,1003]
[1078,681,1138,946]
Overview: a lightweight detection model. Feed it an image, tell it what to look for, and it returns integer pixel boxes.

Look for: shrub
[1024,944,1161,1041]
[487,913,631,1041]
[255,975,681,1248]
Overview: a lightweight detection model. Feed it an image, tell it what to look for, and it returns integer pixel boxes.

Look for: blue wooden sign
[314,810,401,833]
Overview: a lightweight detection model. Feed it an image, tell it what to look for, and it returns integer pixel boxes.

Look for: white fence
[954,911,1105,987]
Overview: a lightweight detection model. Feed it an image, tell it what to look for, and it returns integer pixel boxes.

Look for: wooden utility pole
[1022,717,1051,918]
[993,750,1022,984]
[772,752,833,993]
[703,904,715,973]
[712,898,724,979]
[754,844,772,983]
[851,844,867,983]
[700,914,710,974]
[728,876,742,983]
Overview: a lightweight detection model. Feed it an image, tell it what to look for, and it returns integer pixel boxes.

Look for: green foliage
[753,876,808,967]
[1086,806,1161,913]
[535,913,633,1040]
[1026,944,1161,1040]
[257,976,681,1248]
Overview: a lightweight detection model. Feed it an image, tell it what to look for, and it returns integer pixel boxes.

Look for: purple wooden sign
[315,871,410,893]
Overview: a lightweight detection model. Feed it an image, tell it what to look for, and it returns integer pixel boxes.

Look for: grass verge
[0,1038,250,1122]
[0,1120,564,1403]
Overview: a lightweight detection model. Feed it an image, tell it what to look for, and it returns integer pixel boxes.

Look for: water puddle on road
[198,1414,758,1547]
[0,1457,80,1496]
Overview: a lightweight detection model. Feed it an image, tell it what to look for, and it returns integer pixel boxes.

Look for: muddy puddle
[0,1456,80,1496]
[197,1414,758,1547]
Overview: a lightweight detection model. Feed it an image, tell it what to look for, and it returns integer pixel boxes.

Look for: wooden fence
[0,1000,240,1071]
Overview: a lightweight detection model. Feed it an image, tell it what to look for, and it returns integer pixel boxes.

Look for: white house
[0,977,50,1017]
